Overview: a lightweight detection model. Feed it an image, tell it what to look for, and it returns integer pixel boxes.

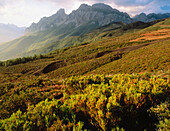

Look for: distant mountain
[133,13,170,22]
[0,23,26,43]
[25,9,68,34]
[26,3,132,34]
[0,3,132,60]
[0,3,170,60]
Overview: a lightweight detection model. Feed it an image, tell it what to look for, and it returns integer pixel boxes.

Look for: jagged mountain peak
[77,3,119,13]
[92,3,114,11]
[25,3,170,34]
[52,8,67,21]
[133,13,148,22]
[55,8,66,15]
[139,13,147,16]
[25,8,68,33]
[134,12,170,22]
[78,4,91,10]
[134,13,147,18]
[26,3,133,33]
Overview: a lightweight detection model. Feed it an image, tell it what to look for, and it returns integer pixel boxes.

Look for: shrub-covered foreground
[0,73,169,130]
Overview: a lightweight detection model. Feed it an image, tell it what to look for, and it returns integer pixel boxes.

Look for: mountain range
[25,3,132,34]
[0,3,170,60]
[133,12,170,22]
[0,23,25,44]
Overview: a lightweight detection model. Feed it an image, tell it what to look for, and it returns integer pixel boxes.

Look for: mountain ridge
[0,3,170,61]
[26,3,170,34]
[26,3,132,34]
[133,12,170,22]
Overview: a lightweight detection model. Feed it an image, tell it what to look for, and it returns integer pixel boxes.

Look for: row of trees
[0,54,44,67]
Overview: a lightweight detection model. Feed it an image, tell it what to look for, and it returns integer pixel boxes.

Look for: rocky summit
[26,3,132,33]
[1,3,170,61]
[26,3,170,34]
[133,13,170,22]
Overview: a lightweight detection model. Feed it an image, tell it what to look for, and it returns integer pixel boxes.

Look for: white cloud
[0,0,61,27]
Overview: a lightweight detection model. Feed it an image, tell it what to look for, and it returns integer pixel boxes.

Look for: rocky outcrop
[26,3,170,34]
[26,3,132,34]
[133,13,170,22]
[66,3,132,27]
[133,13,149,22]
[25,9,68,33]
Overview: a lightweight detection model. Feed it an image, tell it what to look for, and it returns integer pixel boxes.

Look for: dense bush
[149,102,170,130]
[63,73,169,130]
[0,99,85,131]
[0,77,63,119]
[1,73,169,130]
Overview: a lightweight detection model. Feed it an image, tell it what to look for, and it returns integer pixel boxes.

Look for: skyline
[0,0,170,27]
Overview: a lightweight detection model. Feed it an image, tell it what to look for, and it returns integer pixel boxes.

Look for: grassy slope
[17,22,125,58]
[0,19,165,60]
[0,19,169,131]
[0,19,169,79]
[43,18,170,78]
[90,39,170,75]
[0,23,75,60]
[0,22,123,60]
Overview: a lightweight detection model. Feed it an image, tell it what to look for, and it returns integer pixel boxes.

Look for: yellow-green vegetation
[0,19,169,78]
[0,19,170,130]
[0,74,169,130]
[0,19,166,61]
[91,39,170,75]
[0,74,64,119]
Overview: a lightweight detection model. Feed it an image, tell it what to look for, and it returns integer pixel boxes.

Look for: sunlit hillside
[0,18,169,130]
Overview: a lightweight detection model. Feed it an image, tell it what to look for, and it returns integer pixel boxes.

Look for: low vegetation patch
[0,73,169,130]
[130,29,170,42]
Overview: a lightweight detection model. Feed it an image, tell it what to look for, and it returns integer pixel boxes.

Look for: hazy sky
[0,0,169,27]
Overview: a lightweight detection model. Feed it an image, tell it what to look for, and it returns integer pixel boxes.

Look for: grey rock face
[25,9,68,33]
[26,3,170,34]
[26,3,133,34]
[133,13,170,22]
[133,13,149,22]
[66,3,132,27]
